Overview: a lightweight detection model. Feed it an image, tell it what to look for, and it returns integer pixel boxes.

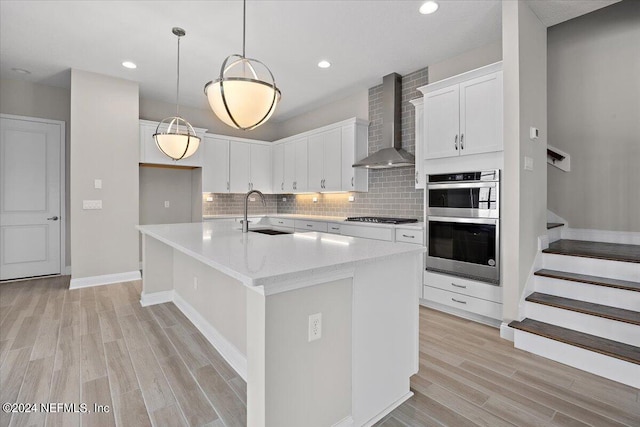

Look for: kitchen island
[137,221,424,427]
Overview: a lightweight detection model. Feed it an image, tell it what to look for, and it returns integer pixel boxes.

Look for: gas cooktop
[345,216,418,224]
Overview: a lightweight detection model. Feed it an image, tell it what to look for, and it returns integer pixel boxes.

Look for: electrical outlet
[164,200,170,208]
[282,197,287,202]
[193,277,198,290]
[312,197,318,203]
[308,313,322,342]
[206,196,214,202]
[348,195,355,202]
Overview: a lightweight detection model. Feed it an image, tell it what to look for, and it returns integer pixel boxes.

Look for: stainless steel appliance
[426,170,500,284]
[345,216,418,224]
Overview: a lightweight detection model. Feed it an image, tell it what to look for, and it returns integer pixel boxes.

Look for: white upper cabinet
[308,128,341,192]
[250,143,272,193]
[139,120,206,167]
[272,143,284,193]
[202,136,230,193]
[228,140,272,193]
[341,122,368,192]
[419,63,503,160]
[275,118,368,193]
[410,98,425,189]
[229,141,251,192]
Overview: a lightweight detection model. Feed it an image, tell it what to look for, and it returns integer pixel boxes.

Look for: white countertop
[202,214,425,230]
[137,221,424,287]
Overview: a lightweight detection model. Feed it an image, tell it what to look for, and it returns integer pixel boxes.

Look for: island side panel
[140,234,174,306]
[352,253,421,426]
[247,278,353,427]
[172,250,248,376]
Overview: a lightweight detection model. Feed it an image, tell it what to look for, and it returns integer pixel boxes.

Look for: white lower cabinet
[422,271,502,321]
[339,224,394,241]
[294,220,328,232]
[267,217,295,229]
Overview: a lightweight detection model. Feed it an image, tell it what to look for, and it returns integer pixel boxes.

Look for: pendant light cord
[176,34,181,116]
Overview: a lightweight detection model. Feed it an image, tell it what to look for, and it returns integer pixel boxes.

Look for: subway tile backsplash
[203,67,428,220]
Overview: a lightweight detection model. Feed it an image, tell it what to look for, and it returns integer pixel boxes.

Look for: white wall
[139,97,280,142]
[502,1,548,322]
[0,78,72,269]
[70,70,140,279]
[428,39,503,83]
[547,0,640,232]
[275,90,368,140]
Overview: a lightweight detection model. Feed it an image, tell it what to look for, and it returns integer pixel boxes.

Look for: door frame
[1,113,66,276]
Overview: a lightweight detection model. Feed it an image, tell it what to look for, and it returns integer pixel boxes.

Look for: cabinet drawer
[268,217,295,228]
[395,228,423,245]
[327,223,342,234]
[294,220,328,232]
[339,224,393,241]
[423,286,502,320]
[424,271,502,302]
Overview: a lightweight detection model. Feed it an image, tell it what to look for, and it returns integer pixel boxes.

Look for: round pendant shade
[205,55,281,131]
[153,117,201,160]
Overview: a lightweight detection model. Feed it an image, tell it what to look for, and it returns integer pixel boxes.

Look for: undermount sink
[250,228,293,236]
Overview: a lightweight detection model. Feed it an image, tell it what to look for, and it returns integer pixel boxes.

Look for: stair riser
[513,330,640,389]
[542,253,639,282]
[547,227,562,243]
[524,302,640,346]
[534,276,640,311]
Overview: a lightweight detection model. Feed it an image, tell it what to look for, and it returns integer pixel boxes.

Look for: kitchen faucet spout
[243,190,266,233]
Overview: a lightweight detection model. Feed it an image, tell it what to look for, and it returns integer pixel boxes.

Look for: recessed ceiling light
[122,61,137,69]
[419,1,439,15]
[318,60,331,69]
[11,68,31,75]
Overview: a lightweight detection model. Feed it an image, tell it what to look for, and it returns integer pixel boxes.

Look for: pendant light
[154,27,201,160]
[204,0,281,130]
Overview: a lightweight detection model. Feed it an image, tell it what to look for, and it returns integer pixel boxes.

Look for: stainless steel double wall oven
[426,170,500,284]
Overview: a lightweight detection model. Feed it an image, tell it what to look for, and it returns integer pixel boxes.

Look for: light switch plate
[524,156,534,171]
[83,200,102,210]
[164,201,170,208]
[94,179,102,189]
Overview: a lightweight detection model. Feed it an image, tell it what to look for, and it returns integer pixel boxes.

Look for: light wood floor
[1,276,639,427]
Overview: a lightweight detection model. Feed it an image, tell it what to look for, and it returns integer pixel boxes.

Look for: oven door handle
[428,216,498,225]
[427,182,496,190]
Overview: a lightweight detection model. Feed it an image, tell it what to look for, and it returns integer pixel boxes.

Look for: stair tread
[526,292,640,325]
[535,269,640,292]
[509,318,640,365]
[546,222,564,229]
[542,239,640,263]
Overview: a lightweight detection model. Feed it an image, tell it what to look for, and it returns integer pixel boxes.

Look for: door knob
[47,216,59,221]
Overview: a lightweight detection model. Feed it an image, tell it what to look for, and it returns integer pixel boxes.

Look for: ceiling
[0,0,621,122]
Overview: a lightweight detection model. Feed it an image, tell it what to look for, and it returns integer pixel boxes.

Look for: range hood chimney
[353,73,415,169]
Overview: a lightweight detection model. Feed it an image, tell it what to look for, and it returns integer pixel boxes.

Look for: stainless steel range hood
[353,73,415,169]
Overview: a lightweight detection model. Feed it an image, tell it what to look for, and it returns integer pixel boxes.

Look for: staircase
[509,232,640,389]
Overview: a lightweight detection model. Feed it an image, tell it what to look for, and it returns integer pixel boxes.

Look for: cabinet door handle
[351,176,354,187]
[330,227,339,231]
[415,171,418,184]
[451,298,467,304]
[278,221,284,224]
[226,181,230,191]
[402,234,414,238]
[454,134,458,150]
[460,134,464,150]
[451,283,467,289]
[307,224,313,228]
[248,183,251,190]
[281,182,284,191]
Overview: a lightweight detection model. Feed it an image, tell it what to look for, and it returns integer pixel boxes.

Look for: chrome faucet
[243,190,266,233]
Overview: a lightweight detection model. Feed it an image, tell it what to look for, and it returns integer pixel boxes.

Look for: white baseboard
[419,299,501,328]
[561,228,640,245]
[500,322,514,341]
[173,291,247,381]
[332,416,354,427]
[69,270,141,289]
[140,290,174,307]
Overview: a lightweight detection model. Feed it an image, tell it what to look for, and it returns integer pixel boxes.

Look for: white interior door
[1,116,63,280]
